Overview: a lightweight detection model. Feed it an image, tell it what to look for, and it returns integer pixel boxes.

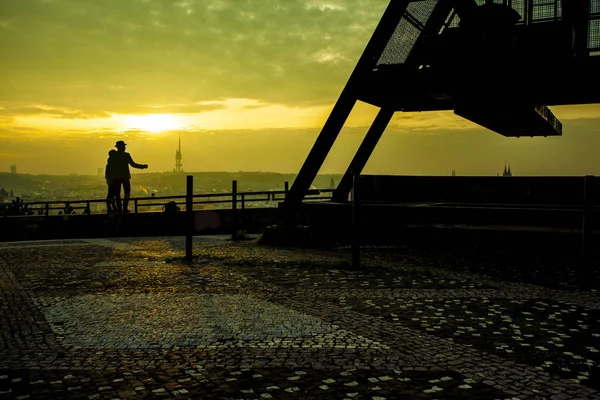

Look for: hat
[115,140,127,148]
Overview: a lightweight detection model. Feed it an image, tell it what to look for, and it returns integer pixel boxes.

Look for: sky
[1,0,600,177]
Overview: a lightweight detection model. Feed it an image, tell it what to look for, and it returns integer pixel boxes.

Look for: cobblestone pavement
[1,236,599,399]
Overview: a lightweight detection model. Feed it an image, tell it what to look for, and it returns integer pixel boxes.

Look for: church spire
[502,161,512,177]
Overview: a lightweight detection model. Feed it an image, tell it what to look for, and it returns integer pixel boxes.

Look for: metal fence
[2,183,334,217]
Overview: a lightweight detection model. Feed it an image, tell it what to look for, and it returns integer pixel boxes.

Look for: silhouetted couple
[105,140,148,214]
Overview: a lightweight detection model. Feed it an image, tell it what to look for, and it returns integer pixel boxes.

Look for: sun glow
[121,114,182,133]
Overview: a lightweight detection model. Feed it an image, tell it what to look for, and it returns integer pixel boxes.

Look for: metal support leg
[231,180,238,239]
[352,175,361,269]
[284,0,409,206]
[285,95,357,205]
[333,108,395,202]
[582,175,594,266]
[186,175,193,261]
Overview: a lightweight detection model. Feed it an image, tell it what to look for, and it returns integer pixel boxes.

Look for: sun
[122,114,181,133]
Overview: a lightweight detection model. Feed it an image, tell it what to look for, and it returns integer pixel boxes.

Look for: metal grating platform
[377,0,438,66]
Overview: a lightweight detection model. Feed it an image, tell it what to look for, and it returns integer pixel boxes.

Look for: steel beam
[332,108,395,202]
[332,1,453,202]
[284,0,409,205]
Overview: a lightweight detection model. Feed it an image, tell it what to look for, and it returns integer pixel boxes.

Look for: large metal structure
[284,0,600,205]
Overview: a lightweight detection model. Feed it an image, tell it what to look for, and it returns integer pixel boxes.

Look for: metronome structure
[284,0,600,206]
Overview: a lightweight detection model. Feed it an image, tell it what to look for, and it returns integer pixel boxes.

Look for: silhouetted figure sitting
[63,204,75,215]
[163,201,181,213]
[5,197,34,216]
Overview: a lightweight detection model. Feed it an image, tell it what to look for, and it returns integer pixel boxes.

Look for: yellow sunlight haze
[121,114,183,133]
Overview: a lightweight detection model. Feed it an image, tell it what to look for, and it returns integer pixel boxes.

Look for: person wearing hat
[105,140,148,214]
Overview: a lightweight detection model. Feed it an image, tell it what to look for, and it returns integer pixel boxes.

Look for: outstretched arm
[127,154,148,169]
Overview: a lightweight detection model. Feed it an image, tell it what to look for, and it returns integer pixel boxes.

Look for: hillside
[0,172,341,200]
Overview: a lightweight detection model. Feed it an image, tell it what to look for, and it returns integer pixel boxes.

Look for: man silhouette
[106,140,148,214]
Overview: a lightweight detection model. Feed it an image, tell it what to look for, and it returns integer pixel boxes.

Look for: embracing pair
[104,140,148,214]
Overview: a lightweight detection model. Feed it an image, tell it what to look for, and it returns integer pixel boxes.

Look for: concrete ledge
[0,208,279,242]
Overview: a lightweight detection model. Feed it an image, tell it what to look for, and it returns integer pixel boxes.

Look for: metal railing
[2,185,334,217]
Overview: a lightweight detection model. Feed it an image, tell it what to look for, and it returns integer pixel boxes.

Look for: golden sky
[1,0,600,177]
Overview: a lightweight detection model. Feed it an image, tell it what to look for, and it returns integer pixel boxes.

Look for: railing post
[352,175,361,269]
[284,181,289,199]
[86,201,91,215]
[186,175,193,261]
[45,203,49,216]
[134,199,139,214]
[582,175,594,266]
[241,193,245,233]
[231,180,238,238]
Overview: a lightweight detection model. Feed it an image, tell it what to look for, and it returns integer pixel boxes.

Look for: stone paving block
[0,238,599,399]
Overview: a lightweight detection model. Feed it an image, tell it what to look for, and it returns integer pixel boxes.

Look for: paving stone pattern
[359,244,600,291]
[333,297,600,389]
[0,236,599,399]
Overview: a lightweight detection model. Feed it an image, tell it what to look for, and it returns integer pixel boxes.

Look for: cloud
[0,152,35,159]
[0,0,389,117]
[137,102,227,115]
[2,0,599,170]
[0,104,111,119]
[305,1,347,12]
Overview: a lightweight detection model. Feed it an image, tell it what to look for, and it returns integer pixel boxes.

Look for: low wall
[0,208,279,242]
[357,175,598,205]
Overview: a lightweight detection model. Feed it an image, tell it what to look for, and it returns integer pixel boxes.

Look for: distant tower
[502,163,512,177]
[97,167,103,176]
[451,170,456,176]
[329,176,335,189]
[9,165,16,174]
[174,133,183,173]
